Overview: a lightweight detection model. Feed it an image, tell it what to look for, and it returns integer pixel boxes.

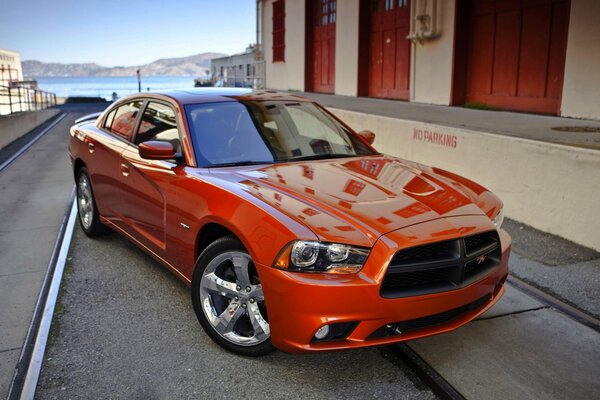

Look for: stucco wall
[263,0,306,91]
[329,107,600,252]
[334,0,360,97]
[561,0,600,120]
[411,0,456,105]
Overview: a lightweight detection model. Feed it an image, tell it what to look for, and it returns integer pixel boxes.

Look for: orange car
[69,88,510,356]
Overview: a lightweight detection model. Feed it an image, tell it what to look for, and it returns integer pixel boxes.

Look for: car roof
[138,88,312,105]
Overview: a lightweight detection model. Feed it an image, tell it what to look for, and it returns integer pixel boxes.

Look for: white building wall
[561,0,600,120]
[262,0,306,91]
[0,48,23,81]
[410,0,456,105]
[334,0,360,97]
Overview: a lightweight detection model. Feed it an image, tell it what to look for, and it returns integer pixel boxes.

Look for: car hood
[211,155,497,247]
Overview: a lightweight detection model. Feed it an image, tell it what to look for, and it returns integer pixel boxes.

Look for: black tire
[191,235,276,357]
[76,167,110,237]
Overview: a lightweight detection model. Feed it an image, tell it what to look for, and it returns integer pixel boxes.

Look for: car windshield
[185,100,376,167]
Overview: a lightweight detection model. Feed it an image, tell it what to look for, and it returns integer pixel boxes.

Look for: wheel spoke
[214,301,244,335]
[248,302,270,340]
[252,285,264,301]
[203,272,239,297]
[232,254,251,287]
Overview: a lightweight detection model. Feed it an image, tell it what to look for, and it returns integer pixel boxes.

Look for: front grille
[381,267,454,291]
[381,231,501,298]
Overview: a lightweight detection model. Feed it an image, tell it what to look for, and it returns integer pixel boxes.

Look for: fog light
[314,325,330,340]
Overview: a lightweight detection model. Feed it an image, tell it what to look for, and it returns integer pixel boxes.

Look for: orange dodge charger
[69,88,510,356]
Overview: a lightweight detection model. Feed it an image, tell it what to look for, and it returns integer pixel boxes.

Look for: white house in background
[0,48,56,115]
[211,45,265,89]
[257,0,600,120]
[0,48,25,114]
[0,48,23,85]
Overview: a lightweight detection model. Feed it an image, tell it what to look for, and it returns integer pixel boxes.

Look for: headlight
[492,207,504,229]
[274,241,370,274]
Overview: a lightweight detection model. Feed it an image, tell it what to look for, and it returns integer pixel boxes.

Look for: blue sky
[0,0,256,67]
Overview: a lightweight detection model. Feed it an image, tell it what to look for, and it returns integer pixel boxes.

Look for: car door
[118,100,184,254]
[89,100,143,223]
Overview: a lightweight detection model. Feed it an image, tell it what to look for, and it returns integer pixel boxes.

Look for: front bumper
[256,215,511,353]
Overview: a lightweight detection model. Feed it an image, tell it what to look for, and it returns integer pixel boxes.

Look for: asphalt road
[36,227,436,399]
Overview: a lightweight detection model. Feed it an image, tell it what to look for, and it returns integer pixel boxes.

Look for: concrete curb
[7,192,76,400]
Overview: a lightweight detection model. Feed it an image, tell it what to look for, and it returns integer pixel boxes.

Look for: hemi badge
[180,223,190,230]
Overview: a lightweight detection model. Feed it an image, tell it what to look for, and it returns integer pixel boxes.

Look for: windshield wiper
[208,160,274,168]
[289,153,358,162]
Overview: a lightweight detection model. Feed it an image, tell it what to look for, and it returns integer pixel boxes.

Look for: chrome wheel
[199,251,270,346]
[77,173,94,230]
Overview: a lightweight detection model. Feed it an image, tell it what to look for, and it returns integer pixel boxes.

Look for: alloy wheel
[77,173,94,230]
[199,251,270,346]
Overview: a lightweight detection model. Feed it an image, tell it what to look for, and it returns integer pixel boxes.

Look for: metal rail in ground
[0,112,66,173]
[6,193,77,400]
[393,343,465,400]
[507,275,600,333]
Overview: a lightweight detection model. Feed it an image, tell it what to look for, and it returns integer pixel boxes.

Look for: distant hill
[22,52,227,77]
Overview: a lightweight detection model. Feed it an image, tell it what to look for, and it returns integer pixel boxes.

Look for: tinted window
[185,101,375,167]
[108,101,143,139]
[135,102,181,153]
[103,109,116,130]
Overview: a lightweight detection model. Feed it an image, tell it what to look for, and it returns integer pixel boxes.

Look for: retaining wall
[0,109,60,150]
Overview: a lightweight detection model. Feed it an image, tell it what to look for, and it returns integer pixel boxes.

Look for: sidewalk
[300,92,600,150]
[0,104,105,397]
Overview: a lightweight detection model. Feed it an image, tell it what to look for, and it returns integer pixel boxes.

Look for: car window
[286,105,348,147]
[135,101,181,153]
[103,109,116,130]
[186,102,275,165]
[108,101,143,140]
[185,101,375,167]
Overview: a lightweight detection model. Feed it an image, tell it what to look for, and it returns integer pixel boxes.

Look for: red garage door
[368,0,411,100]
[309,0,336,94]
[464,0,570,114]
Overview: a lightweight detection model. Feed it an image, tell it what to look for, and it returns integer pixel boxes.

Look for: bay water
[36,76,197,101]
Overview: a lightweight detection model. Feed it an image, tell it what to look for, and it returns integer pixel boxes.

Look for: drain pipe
[408,0,417,101]
[418,0,440,41]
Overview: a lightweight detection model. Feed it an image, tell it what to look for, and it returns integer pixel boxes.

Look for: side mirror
[139,141,176,160]
[358,130,376,145]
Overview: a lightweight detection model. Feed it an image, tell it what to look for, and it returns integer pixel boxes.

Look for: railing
[0,84,57,116]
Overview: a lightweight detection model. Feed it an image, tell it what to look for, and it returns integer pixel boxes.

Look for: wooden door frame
[304,0,337,94]
[304,0,315,93]
[357,0,371,97]
[451,0,571,115]
[357,0,411,100]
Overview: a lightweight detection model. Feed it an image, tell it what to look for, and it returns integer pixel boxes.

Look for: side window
[108,101,143,140]
[103,109,117,130]
[135,102,181,153]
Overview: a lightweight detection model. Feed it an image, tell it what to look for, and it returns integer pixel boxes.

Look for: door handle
[88,143,95,153]
[120,163,130,177]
